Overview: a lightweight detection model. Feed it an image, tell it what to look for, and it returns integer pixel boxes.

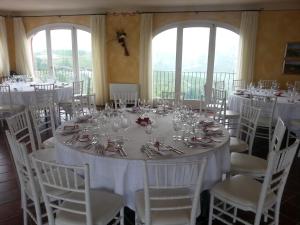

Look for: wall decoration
[116,30,129,56]
[283,42,300,74]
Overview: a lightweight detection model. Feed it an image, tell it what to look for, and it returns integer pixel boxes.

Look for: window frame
[28,23,91,82]
[152,20,239,104]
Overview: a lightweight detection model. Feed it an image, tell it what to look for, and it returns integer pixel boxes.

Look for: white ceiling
[0,0,300,16]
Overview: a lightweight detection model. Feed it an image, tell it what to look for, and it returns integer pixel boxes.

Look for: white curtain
[0,16,10,76]
[14,17,34,77]
[91,15,108,106]
[237,11,259,84]
[139,14,153,101]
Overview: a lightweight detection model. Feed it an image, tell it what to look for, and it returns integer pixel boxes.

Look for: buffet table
[54,112,230,209]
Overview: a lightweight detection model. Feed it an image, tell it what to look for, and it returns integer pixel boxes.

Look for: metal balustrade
[153,70,236,100]
[34,69,92,94]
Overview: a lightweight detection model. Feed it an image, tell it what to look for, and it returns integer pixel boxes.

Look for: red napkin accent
[136,117,151,126]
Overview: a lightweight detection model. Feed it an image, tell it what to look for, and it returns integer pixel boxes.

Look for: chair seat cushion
[0,105,24,112]
[211,175,276,211]
[230,137,248,153]
[224,110,240,119]
[56,189,124,225]
[289,119,300,127]
[231,152,267,177]
[43,137,55,149]
[135,188,192,225]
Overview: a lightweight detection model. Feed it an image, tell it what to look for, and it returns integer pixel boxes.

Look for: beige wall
[5,10,300,88]
[254,10,300,86]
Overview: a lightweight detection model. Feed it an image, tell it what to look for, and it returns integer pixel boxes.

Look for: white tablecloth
[0,82,73,105]
[228,94,300,123]
[55,113,230,209]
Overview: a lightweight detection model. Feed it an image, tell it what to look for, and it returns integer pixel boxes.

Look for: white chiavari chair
[0,76,10,83]
[33,84,55,105]
[251,95,277,149]
[113,91,138,108]
[204,88,226,125]
[59,81,84,121]
[6,109,37,152]
[214,80,225,90]
[232,79,246,91]
[230,118,286,178]
[135,158,207,225]
[29,103,56,149]
[6,131,44,225]
[31,156,124,225]
[209,138,299,225]
[294,80,300,92]
[231,118,286,179]
[0,85,25,125]
[258,80,276,89]
[72,94,97,117]
[230,104,261,155]
[6,131,85,225]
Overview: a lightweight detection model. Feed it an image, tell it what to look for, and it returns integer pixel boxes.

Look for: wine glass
[121,116,130,131]
[111,119,120,139]
[145,125,153,143]
[173,119,182,141]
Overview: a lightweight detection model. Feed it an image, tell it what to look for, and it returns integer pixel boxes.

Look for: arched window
[30,24,92,91]
[152,22,239,104]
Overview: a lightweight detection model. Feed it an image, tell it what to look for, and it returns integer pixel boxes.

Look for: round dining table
[228,92,300,123]
[54,111,230,210]
[0,81,73,105]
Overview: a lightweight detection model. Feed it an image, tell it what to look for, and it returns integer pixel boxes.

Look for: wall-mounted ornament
[116,30,129,56]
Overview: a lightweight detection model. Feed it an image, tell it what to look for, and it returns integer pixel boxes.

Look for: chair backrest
[31,156,92,225]
[205,88,226,125]
[72,94,97,117]
[5,131,41,216]
[232,79,246,90]
[257,139,299,221]
[214,81,225,90]
[113,92,138,108]
[6,109,37,152]
[251,95,277,127]
[33,83,55,105]
[73,80,84,97]
[258,80,276,89]
[269,118,286,153]
[0,84,12,107]
[143,158,207,225]
[0,76,10,83]
[29,103,56,149]
[236,104,261,155]
[294,81,300,92]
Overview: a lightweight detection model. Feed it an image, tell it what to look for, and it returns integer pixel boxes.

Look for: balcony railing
[153,70,236,100]
[34,68,92,94]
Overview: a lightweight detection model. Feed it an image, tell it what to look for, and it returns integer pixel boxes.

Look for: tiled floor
[0,130,299,225]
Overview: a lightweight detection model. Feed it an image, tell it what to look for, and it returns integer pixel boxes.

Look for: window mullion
[175,26,183,101]
[46,29,53,78]
[72,27,79,82]
[206,25,216,97]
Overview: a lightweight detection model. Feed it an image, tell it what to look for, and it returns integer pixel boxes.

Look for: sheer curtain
[237,11,259,84]
[14,18,34,77]
[90,15,108,106]
[139,14,153,101]
[0,16,10,76]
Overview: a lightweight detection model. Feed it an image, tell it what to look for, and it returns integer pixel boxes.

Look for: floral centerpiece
[136,116,151,126]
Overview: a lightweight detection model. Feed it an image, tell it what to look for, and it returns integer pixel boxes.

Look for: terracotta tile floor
[0,130,299,225]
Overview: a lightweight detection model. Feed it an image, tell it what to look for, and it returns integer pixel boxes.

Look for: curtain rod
[1,8,264,18]
[2,7,300,18]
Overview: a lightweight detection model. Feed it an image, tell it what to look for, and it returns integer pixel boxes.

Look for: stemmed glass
[172,119,182,141]
[121,116,130,131]
[111,119,121,139]
[145,125,153,143]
